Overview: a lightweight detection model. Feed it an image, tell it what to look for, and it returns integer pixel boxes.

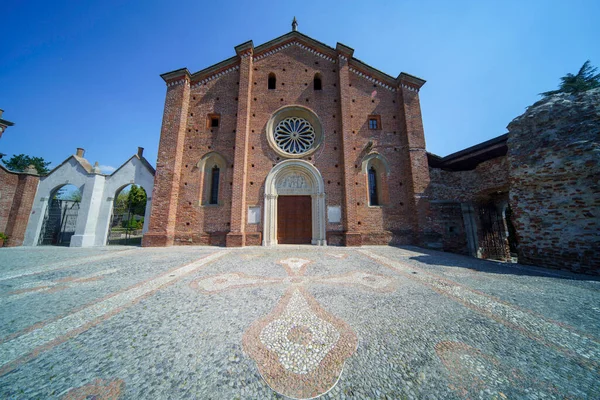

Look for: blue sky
[1,0,598,172]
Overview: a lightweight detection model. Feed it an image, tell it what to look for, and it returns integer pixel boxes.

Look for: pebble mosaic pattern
[0,245,598,399]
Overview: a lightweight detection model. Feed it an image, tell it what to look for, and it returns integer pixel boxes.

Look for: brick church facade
[143,27,431,247]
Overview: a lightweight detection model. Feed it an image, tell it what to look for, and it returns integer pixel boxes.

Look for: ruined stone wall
[428,156,508,202]
[426,156,509,254]
[507,88,600,274]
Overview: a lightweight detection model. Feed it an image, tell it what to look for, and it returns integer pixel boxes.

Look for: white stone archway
[263,160,326,246]
[24,149,154,247]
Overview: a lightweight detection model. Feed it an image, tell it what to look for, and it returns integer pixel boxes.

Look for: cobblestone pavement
[0,245,598,399]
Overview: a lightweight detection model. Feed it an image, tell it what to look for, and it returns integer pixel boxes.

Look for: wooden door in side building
[277,195,312,244]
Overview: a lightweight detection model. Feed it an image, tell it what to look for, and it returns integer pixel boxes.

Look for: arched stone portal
[263,160,326,246]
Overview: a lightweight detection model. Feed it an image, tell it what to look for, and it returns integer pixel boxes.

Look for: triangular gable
[108,154,156,177]
[45,155,94,177]
[252,31,337,63]
[161,30,426,92]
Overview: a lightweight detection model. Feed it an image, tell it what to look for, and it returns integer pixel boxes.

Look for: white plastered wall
[97,157,155,246]
[24,155,155,247]
[24,158,91,246]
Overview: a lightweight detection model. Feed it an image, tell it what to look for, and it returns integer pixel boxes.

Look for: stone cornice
[398,72,426,92]
[253,40,335,63]
[192,65,240,88]
[348,66,397,92]
[335,42,354,58]
[235,40,254,57]
[160,68,191,84]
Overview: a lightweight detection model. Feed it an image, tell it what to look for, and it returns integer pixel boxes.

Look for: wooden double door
[277,195,312,244]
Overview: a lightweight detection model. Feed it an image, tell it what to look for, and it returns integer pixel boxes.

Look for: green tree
[541,60,600,97]
[2,154,51,175]
[127,184,147,216]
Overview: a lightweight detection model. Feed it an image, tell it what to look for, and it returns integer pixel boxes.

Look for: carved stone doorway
[263,160,326,246]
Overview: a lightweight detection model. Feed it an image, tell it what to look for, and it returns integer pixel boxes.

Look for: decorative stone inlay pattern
[60,378,124,400]
[327,253,348,259]
[0,249,135,282]
[0,251,227,377]
[315,271,397,292]
[436,341,559,398]
[349,67,397,92]
[191,256,397,399]
[274,117,316,155]
[244,286,357,399]
[259,290,340,374]
[360,249,600,369]
[190,272,281,294]
[279,257,311,275]
[2,269,117,300]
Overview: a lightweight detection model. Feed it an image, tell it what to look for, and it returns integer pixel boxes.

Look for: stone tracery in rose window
[274,117,316,155]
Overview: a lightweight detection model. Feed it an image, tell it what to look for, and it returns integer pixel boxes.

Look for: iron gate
[38,199,80,246]
[107,197,144,246]
[477,203,509,261]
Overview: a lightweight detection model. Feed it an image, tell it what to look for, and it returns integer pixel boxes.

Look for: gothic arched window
[198,152,227,206]
[368,166,379,206]
[313,73,322,90]
[268,73,277,90]
[209,165,220,205]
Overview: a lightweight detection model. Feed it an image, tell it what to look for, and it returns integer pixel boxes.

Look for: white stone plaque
[327,206,341,223]
[248,206,261,224]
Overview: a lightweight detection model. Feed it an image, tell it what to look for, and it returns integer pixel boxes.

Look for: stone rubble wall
[428,156,508,203]
[507,88,600,274]
[426,156,509,255]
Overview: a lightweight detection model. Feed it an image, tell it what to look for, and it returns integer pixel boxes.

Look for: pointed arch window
[368,166,379,206]
[209,165,220,205]
[313,73,322,90]
[268,73,277,90]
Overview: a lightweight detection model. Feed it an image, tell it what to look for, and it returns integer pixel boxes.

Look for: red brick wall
[0,166,39,246]
[146,40,429,247]
[143,76,190,247]
[174,69,239,245]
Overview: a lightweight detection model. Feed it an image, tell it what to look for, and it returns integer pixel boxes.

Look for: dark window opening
[209,165,220,205]
[368,166,379,206]
[207,114,220,129]
[369,118,378,130]
[313,74,322,90]
[268,73,276,90]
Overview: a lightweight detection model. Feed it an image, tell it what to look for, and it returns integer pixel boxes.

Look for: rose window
[274,117,316,155]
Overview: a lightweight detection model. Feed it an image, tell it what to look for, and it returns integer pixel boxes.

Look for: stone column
[226,41,254,247]
[336,43,362,246]
[71,172,106,247]
[142,70,191,247]
[262,194,277,246]
[397,73,430,245]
